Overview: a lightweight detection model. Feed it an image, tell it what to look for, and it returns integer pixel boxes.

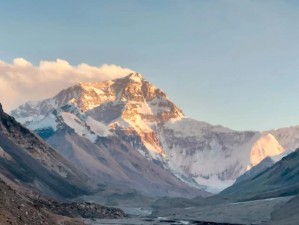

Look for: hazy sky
[1,0,299,131]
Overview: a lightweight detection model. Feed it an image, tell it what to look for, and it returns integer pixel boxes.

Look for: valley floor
[85,218,244,225]
[84,196,292,225]
[153,196,291,225]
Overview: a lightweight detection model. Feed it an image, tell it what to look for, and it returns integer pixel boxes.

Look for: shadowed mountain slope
[218,148,299,202]
[0,103,91,198]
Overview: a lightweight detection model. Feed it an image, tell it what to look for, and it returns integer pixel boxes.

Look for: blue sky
[1,0,299,131]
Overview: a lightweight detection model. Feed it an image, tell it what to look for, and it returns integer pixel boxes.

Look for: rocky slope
[0,103,92,198]
[11,73,291,193]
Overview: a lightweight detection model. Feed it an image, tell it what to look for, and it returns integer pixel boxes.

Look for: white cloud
[0,58,134,111]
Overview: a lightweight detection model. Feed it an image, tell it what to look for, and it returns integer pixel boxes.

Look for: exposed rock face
[11,73,290,193]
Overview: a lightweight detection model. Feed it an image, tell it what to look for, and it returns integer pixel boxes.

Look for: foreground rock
[31,197,126,219]
[0,178,83,225]
[0,177,126,225]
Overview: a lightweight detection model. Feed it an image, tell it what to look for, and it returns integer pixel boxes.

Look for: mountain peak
[249,133,284,167]
[113,72,145,85]
[127,72,144,80]
[78,72,145,90]
[12,71,184,119]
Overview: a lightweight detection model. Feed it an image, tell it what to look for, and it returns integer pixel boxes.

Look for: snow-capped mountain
[11,73,293,193]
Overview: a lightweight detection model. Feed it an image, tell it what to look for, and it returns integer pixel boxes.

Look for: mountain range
[11,73,299,194]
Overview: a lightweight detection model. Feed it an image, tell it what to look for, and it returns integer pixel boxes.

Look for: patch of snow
[164,118,229,138]
[128,73,143,83]
[82,84,105,95]
[28,114,58,131]
[125,115,153,132]
[60,112,97,142]
[194,175,235,193]
[86,117,111,137]
[109,117,131,129]
[15,116,36,124]
[47,98,57,109]
[136,102,153,115]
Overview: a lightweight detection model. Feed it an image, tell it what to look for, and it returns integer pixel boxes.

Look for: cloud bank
[0,58,134,111]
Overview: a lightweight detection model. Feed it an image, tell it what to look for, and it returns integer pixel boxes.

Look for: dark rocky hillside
[218,148,299,202]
